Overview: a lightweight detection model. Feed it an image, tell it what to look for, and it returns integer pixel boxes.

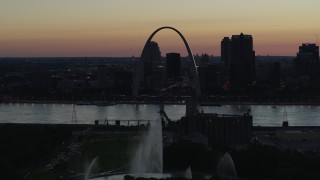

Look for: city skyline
[1,0,320,57]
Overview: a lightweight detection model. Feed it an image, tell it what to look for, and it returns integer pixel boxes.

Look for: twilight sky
[1,0,320,57]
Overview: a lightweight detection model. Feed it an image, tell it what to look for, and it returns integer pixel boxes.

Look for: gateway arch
[132,26,201,97]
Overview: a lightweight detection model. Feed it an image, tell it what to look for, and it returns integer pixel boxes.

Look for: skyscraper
[228,33,255,89]
[166,53,181,81]
[198,64,216,95]
[268,62,281,88]
[297,44,319,63]
[139,41,162,93]
[294,44,319,84]
[142,41,161,77]
[199,53,210,67]
[221,37,231,70]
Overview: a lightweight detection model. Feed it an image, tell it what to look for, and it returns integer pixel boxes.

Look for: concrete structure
[197,113,252,145]
[181,112,252,145]
[183,99,252,145]
[276,130,320,141]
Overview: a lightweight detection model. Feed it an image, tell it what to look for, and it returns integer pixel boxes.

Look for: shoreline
[1,100,320,106]
[1,122,320,130]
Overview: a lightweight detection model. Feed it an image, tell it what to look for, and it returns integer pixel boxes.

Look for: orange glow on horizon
[1,0,320,57]
[0,28,316,57]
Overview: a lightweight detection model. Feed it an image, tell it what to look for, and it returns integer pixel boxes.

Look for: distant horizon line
[0,55,297,59]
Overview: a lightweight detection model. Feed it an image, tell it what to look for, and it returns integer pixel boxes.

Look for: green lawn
[30,131,141,179]
[71,132,140,172]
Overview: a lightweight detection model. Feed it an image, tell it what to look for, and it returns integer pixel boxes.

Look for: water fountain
[216,153,238,180]
[184,166,192,179]
[86,113,239,180]
[89,119,194,180]
[90,119,167,180]
[85,156,98,180]
[130,119,163,174]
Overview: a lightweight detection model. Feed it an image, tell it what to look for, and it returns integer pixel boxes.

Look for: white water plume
[130,119,163,173]
[85,156,98,180]
[216,153,237,180]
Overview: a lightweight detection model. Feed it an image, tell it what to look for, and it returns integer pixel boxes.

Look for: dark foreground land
[0,123,143,180]
[1,123,320,180]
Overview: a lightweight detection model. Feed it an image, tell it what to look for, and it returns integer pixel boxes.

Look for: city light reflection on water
[0,103,319,126]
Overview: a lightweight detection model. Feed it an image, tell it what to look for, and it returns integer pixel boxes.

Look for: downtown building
[166,52,181,81]
[143,41,161,77]
[181,99,253,145]
[294,43,320,86]
[221,33,256,91]
[140,41,164,93]
[221,37,231,70]
[197,54,219,95]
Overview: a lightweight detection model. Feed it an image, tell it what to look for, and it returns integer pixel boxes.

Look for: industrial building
[181,99,253,145]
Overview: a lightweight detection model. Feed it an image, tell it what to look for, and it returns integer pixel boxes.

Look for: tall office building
[198,65,216,95]
[142,41,161,77]
[227,33,256,89]
[295,43,319,84]
[297,44,319,63]
[268,62,281,88]
[199,53,210,67]
[166,53,181,81]
[139,41,161,93]
[221,37,231,70]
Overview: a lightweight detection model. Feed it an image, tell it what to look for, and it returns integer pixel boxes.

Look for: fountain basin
[90,173,172,180]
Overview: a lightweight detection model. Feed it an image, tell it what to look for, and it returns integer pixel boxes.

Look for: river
[0,103,320,126]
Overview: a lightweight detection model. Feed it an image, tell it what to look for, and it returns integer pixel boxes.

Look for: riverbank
[1,100,320,106]
[2,122,320,128]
